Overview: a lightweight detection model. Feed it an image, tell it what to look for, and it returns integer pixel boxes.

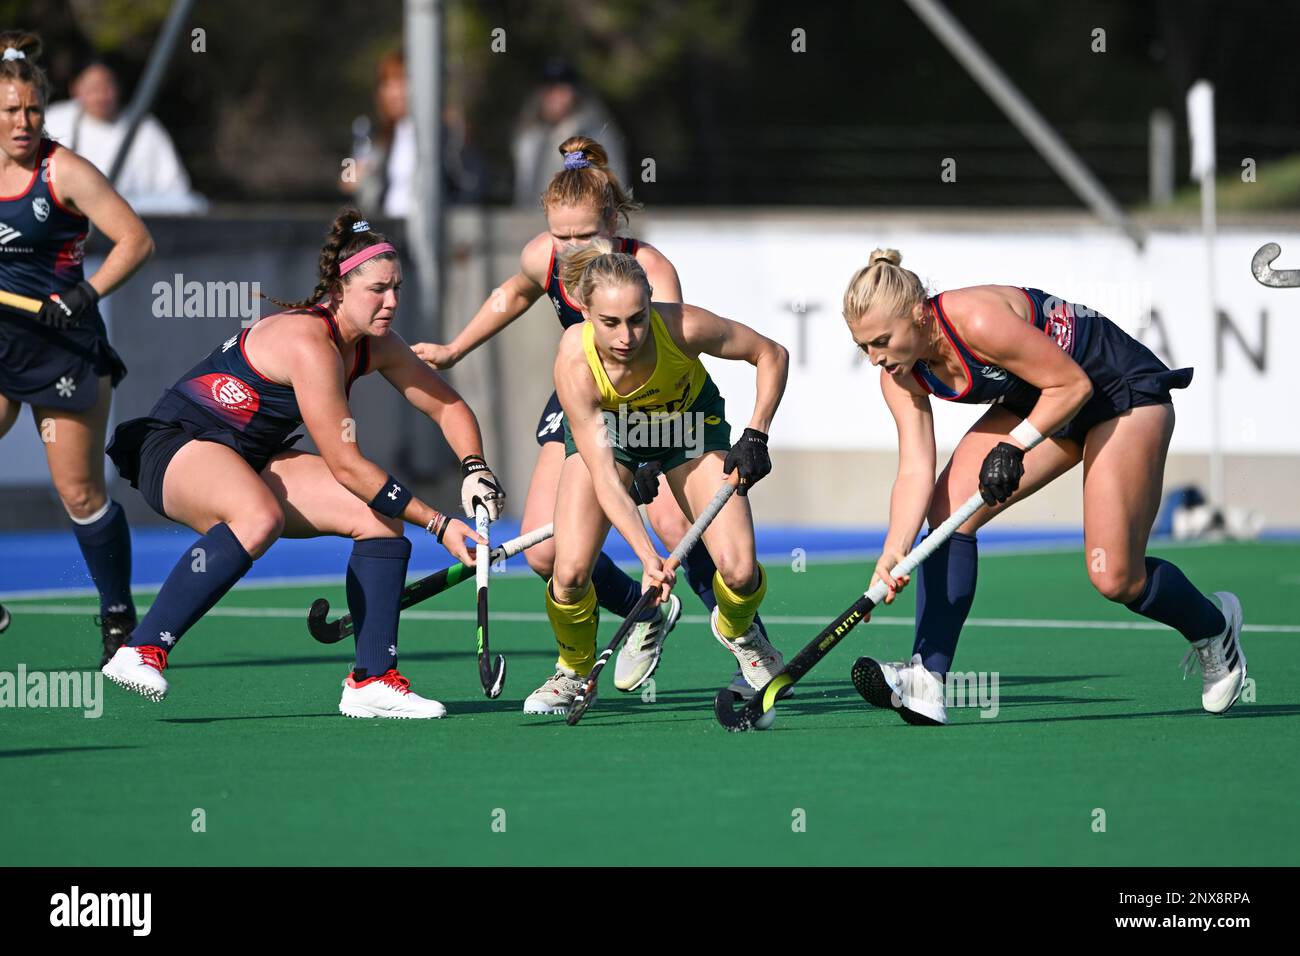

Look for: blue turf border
[2,524,1297,595]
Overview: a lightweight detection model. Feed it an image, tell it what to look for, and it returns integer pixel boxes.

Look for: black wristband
[461,454,489,478]
[77,280,100,304]
[426,512,450,542]
[369,474,413,518]
[740,427,769,445]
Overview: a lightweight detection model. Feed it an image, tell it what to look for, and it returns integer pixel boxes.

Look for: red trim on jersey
[1018,286,1035,316]
[556,248,583,311]
[238,328,276,384]
[911,366,932,394]
[929,294,973,400]
[0,139,45,201]
[44,143,86,219]
[552,236,639,311]
[934,292,992,367]
[346,337,369,394]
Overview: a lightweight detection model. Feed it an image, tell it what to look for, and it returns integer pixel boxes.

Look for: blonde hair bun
[868,248,902,268]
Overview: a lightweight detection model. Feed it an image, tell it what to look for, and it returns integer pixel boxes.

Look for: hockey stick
[306,522,554,645]
[713,488,987,732]
[0,290,43,315]
[474,504,506,698]
[566,477,737,726]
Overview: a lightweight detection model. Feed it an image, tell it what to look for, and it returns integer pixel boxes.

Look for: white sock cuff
[69,499,113,526]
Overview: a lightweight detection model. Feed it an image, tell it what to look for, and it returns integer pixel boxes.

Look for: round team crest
[209,375,257,411]
[32,197,49,222]
[1046,303,1075,352]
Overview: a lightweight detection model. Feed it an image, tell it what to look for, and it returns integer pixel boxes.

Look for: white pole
[1187,81,1223,510]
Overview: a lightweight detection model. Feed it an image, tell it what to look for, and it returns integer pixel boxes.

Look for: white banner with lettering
[645,221,1297,454]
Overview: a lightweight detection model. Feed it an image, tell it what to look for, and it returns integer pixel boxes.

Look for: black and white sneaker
[851,656,906,709]
[1181,592,1247,714]
[97,609,137,668]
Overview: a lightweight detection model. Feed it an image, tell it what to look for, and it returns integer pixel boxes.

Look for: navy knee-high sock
[348,536,412,678]
[591,551,649,620]
[681,543,719,612]
[1125,556,1226,642]
[129,522,252,652]
[71,500,136,619]
[912,531,978,676]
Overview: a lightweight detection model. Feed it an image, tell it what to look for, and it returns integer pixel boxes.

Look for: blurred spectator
[44,59,206,214]
[344,50,485,218]
[512,58,627,208]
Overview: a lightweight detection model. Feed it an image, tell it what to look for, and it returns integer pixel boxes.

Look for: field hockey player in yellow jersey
[522,239,790,714]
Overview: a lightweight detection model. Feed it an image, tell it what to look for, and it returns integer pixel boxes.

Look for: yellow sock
[545,580,599,676]
[713,563,767,638]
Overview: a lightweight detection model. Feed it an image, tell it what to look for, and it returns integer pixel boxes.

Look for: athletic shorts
[535,390,566,446]
[107,392,302,518]
[563,376,733,473]
[1003,314,1193,446]
[0,306,127,412]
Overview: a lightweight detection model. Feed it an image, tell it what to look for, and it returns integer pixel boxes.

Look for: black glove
[630,460,663,506]
[978,442,1025,506]
[37,280,98,331]
[723,427,771,497]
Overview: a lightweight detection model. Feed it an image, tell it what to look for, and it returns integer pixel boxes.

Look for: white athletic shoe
[1180,592,1247,714]
[893,654,948,725]
[711,608,784,691]
[614,593,682,692]
[523,666,587,715]
[339,669,446,719]
[851,656,907,709]
[102,645,169,702]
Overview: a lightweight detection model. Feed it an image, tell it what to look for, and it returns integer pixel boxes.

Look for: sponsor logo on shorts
[599,403,714,459]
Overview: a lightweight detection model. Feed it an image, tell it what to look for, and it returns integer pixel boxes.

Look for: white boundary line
[5,602,1298,633]
[5,535,1293,602]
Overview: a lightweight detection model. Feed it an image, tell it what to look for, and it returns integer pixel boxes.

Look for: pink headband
[339,242,397,277]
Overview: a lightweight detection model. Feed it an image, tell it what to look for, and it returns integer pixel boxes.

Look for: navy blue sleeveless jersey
[912,287,1192,445]
[535,236,641,445]
[544,236,640,328]
[0,139,90,296]
[0,138,125,410]
[108,306,370,516]
[165,305,370,457]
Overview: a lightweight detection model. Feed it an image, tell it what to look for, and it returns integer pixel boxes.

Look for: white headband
[2,48,26,62]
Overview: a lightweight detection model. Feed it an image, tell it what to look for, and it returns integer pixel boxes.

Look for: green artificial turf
[2,541,1296,866]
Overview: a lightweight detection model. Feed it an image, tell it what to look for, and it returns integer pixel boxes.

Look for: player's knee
[231,505,285,558]
[1090,567,1144,604]
[526,540,556,579]
[648,500,690,541]
[350,511,403,540]
[551,562,592,603]
[713,552,756,594]
[57,481,107,521]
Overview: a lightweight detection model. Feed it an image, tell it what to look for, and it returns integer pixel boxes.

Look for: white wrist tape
[1010,419,1044,450]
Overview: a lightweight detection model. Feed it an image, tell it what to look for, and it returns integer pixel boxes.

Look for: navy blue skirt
[0,306,126,411]
[107,392,302,518]
[1004,314,1192,445]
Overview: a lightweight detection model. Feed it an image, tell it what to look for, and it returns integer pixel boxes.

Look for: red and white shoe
[102,645,169,702]
[339,669,446,719]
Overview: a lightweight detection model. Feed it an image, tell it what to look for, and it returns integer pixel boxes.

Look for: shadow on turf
[939,703,1300,726]
[0,745,137,759]
[180,648,557,670]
